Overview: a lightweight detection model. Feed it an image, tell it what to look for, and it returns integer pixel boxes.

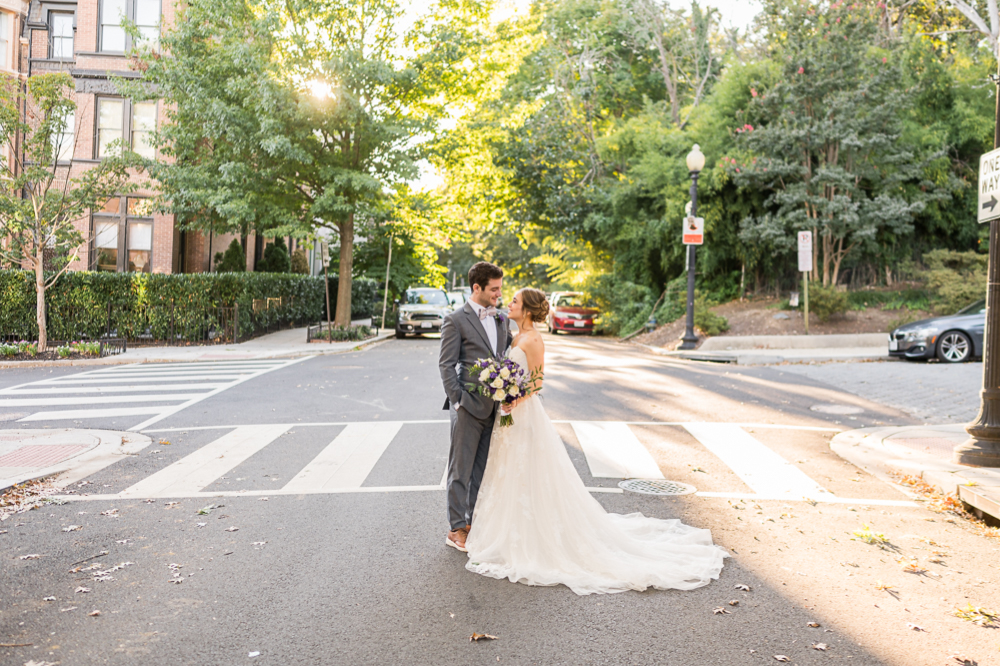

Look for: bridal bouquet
[466,357,534,427]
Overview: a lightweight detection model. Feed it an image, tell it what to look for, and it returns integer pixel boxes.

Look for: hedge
[0,270,379,342]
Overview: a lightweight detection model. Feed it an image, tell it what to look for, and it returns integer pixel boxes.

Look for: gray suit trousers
[447,404,495,530]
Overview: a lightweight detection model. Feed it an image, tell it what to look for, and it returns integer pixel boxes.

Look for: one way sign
[979,146,1000,223]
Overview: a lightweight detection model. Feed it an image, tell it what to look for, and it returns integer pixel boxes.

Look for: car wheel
[937,330,972,363]
[395,330,406,339]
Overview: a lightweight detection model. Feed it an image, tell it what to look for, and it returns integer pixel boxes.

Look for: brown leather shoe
[446,526,469,552]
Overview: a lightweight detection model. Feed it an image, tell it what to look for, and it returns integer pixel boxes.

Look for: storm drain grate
[618,479,696,496]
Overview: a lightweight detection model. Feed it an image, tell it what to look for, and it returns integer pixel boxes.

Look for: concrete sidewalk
[0,326,395,368]
[0,429,151,493]
[831,424,1000,522]
[639,333,889,364]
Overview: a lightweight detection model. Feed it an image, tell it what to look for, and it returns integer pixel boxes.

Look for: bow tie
[478,306,497,320]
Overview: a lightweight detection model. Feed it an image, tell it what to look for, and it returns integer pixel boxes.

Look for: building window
[93,198,121,272]
[131,101,156,158]
[0,12,10,70]
[53,110,75,162]
[100,0,159,52]
[96,98,157,159]
[50,13,74,59]
[92,197,154,272]
[97,98,124,157]
[127,198,153,272]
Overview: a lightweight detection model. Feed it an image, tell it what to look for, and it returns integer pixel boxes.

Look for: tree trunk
[335,213,354,327]
[821,232,832,286]
[35,249,47,351]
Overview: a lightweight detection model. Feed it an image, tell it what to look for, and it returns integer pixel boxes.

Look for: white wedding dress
[465,345,728,596]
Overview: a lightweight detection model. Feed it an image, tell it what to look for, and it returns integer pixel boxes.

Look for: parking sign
[797,231,812,272]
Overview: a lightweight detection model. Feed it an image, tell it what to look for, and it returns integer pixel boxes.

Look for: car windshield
[956,299,986,315]
[406,290,448,306]
[556,295,594,308]
[448,292,467,306]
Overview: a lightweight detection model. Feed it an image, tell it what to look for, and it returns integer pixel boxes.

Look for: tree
[256,237,291,273]
[214,239,247,272]
[0,73,136,350]
[133,0,427,326]
[729,0,940,286]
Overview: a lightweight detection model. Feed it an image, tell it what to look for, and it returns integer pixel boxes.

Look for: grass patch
[847,288,930,311]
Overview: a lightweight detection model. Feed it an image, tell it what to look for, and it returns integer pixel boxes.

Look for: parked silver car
[888,299,985,363]
[396,288,452,338]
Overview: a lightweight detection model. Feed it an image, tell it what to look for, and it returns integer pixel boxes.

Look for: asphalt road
[2,336,997,666]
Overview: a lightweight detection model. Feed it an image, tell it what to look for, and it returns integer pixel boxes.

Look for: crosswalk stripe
[683,422,834,500]
[2,384,229,395]
[18,407,167,421]
[283,422,404,492]
[120,425,291,497]
[0,394,204,407]
[32,375,250,384]
[571,421,665,479]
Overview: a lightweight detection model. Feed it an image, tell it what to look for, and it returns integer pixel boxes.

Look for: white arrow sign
[979,146,1000,224]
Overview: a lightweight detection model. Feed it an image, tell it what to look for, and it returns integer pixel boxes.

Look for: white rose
[509,385,520,397]
[494,389,506,401]
[479,370,490,382]
[499,367,510,379]
[491,378,504,389]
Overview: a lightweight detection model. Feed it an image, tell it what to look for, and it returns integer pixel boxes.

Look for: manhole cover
[810,404,864,415]
[618,479,697,496]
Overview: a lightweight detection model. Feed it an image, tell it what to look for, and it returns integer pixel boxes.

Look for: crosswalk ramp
[0,358,310,431]
[61,420,915,506]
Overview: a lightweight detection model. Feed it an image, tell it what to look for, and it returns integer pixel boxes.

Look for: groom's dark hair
[469,261,504,292]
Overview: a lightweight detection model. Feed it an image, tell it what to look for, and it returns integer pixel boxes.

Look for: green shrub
[315,324,373,342]
[847,288,930,312]
[809,284,849,322]
[922,249,987,315]
[56,345,72,358]
[215,239,246,273]
[585,274,654,335]
[256,237,291,274]
[694,295,729,336]
[0,343,17,357]
[290,248,309,274]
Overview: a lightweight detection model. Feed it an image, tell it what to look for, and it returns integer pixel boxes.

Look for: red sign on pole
[683,216,704,245]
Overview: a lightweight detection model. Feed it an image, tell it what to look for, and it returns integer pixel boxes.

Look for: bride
[464,288,728,595]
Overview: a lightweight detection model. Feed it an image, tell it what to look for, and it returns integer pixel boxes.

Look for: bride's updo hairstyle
[519,288,550,323]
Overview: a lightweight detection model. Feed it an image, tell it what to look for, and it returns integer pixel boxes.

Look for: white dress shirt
[468,299,498,354]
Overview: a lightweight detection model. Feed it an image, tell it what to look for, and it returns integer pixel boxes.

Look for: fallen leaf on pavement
[197,505,216,515]
[807,622,820,628]
[88,610,100,617]
[950,655,978,666]
[100,509,118,517]
[249,652,260,658]
[905,623,926,632]
[953,604,998,627]
[19,554,41,560]
[252,541,266,546]
[24,660,59,666]
[62,525,82,532]
[470,633,498,642]
[196,522,207,527]
[734,584,751,591]
[728,600,739,606]
[164,502,179,507]
[259,497,269,501]
[225,526,239,532]
[75,587,90,594]
[812,643,828,651]
[159,439,171,445]
[151,450,161,454]
[774,656,790,662]
[42,596,55,601]
[712,607,731,615]
[59,607,76,612]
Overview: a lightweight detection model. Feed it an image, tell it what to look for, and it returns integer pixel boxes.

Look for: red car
[547,292,598,334]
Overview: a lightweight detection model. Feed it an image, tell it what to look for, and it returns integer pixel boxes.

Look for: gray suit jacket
[439,302,513,420]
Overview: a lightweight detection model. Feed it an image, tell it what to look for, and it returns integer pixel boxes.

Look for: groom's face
[473,278,503,307]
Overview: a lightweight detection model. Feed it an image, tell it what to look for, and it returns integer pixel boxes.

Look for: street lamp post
[955,67,1000,467]
[679,144,705,351]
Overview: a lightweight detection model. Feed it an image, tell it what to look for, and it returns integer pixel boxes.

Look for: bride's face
[508,291,524,323]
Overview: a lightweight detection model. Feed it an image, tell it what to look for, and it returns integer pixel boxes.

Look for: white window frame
[99,0,161,53]
[50,12,75,60]
[95,97,158,159]
[0,12,11,71]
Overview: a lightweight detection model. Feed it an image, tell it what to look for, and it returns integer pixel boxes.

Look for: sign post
[797,231,813,335]
[957,141,1000,466]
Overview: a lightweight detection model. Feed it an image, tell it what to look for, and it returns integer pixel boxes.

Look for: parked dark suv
[888,300,985,363]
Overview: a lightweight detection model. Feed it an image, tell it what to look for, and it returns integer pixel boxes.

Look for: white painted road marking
[120,425,291,497]
[0,358,312,430]
[683,422,834,500]
[571,421,665,479]
[283,422,404,492]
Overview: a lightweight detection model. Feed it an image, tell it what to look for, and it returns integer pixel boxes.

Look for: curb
[830,426,1000,522]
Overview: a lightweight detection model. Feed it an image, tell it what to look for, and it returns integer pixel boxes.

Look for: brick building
[5,0,319,275]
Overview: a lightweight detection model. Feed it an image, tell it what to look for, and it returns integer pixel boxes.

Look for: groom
[439,261,512,552]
